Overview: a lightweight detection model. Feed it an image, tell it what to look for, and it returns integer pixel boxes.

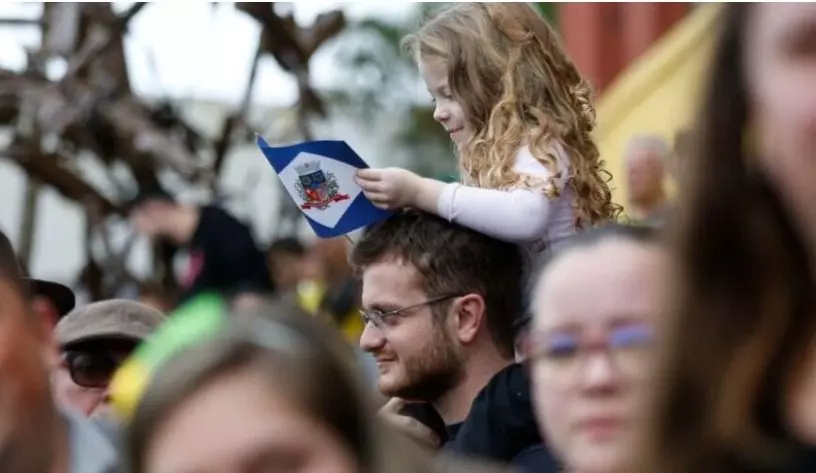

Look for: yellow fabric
[595,4,721,212]
[296,280,362,342]
[110,358,148,420]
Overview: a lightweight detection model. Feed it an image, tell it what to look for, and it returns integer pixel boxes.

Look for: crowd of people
[0,2,814,473]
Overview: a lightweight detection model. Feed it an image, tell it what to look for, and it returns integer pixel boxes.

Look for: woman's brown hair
[638,4,816,472]
[402,3,621,229]
[126,307,377,472]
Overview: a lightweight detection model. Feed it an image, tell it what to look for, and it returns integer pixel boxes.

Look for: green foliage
[534,3,559,30]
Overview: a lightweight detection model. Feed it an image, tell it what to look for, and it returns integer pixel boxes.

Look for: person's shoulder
[513,142,570,186]
[513,145,548,176]
[434,453,516,473]
[511,444,561,473]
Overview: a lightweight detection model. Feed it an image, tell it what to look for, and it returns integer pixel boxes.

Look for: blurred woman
[637,4,816,473]
[126,308,508,473]
[528,225,668,473]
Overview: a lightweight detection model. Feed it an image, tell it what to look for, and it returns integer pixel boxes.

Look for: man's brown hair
[350,210,523,358]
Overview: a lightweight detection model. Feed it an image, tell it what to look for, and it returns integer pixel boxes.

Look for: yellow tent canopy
[595,4,721,208]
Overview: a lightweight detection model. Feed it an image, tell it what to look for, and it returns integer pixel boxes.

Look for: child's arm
[413,179,552,243]
[413,145,564,243]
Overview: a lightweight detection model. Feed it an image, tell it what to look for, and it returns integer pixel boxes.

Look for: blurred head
[0,229,59,473]
[624,135,668,205]
[52,300,165,420]
[127,310,374,473]
[639,4,816,472]
[310,237,353,286]
[137,281,174,312]
[530,225,667,473]
[128,188,189,242]
[267,237,308,292]
[403,2,619,228]
[129,200,177,238]
[350,210,522,402]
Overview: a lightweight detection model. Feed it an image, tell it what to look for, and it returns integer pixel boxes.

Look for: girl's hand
[355,168,421,210]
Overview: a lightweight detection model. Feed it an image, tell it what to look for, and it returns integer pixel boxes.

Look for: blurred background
[0,2,714,302]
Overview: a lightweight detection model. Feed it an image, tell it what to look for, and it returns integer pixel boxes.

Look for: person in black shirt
[128,187,273,305]
[351,210,557,472]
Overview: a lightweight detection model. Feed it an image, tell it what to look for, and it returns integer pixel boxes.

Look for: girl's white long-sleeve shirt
[436,143,577,297]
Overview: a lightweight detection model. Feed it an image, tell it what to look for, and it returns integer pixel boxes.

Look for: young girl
[355,3,620,267]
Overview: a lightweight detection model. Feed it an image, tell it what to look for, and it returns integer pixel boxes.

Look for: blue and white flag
[256,136,393,238]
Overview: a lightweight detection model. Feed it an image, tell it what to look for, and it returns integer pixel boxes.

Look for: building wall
[559,3,690,95]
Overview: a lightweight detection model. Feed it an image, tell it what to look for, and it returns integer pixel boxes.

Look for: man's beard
[382,327,464,402]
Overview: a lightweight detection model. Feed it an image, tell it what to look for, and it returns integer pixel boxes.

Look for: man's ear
[451,294,486,345]
[31,297,59,367]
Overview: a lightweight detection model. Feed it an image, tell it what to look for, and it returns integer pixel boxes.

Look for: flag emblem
[295,160,350,210]
[256,136,393,238]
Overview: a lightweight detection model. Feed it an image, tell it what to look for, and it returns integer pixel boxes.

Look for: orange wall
[559,3,689,95]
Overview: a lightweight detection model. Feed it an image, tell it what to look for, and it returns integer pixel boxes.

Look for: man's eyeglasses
[527,322,656,384]
[360,294,459,328]
[62,349,133,389]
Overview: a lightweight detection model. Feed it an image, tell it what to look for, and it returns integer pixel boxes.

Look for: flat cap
[56,299,166,347]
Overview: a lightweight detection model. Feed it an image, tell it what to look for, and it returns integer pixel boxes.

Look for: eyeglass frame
[525,322,656,385]
[60,348,134,389]
[359,294,461,329]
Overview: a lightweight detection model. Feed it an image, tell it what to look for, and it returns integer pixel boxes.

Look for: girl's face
[144,369,358,473]
[419,56,471,151]
[745,3,816,247]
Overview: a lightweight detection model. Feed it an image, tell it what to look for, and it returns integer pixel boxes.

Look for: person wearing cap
[128,186,274,305]
[7,251,76,327]
[53,299,165,420]
[30,277,76,326]
[0,227,121,473]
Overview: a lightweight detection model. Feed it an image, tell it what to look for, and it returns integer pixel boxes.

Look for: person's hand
[355,168,421,210]
[378,398,441,449]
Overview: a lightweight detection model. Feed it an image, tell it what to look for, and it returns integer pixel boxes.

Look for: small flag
[256,136,392,238]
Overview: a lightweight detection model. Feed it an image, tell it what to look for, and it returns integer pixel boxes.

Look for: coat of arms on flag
[256,136,392,239]
[294,160,350,210]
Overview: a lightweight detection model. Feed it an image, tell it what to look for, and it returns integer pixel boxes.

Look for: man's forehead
[361,258,425,303]
[626,147,666,167]
[362,257,422,284]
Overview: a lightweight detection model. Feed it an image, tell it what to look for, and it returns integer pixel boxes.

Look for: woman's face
[530,238,668,473]
[144,369,358,473]
[745,4,816,246]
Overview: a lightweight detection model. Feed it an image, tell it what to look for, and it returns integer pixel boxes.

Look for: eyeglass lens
[66,351,124,388]
[536,322,655,378]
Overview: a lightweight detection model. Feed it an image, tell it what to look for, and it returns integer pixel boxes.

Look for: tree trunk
[16,176,41,268]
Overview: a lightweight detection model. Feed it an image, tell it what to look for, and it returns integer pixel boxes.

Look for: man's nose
[359,321,386,353]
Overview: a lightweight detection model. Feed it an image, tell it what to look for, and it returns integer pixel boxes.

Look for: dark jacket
[443,364,560,473]
[177,205,272,303]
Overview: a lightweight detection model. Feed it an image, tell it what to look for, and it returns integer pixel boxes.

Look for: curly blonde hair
[402,3,621,228]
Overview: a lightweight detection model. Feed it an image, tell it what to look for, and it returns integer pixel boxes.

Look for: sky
[0,2,417,106]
